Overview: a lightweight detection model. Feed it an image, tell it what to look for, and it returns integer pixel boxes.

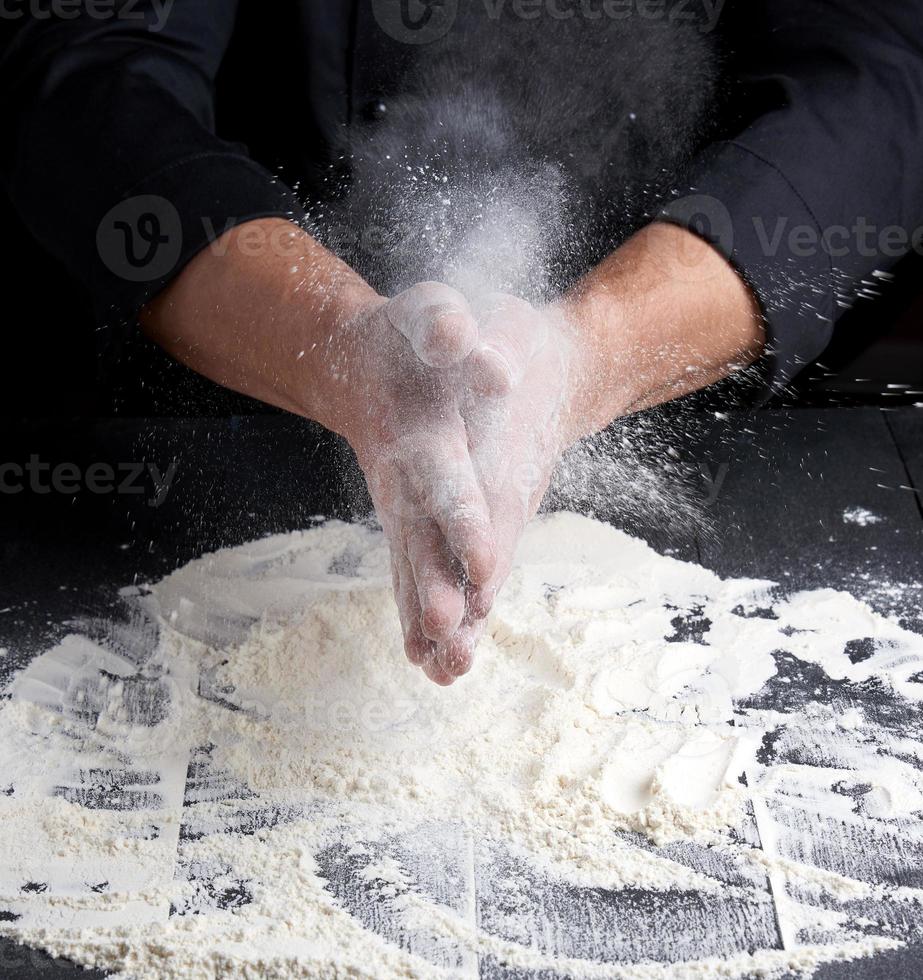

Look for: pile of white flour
[1,513,922,978]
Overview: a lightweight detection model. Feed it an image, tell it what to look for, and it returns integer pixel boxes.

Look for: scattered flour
[1,513,921,978]
[842,507,882,527]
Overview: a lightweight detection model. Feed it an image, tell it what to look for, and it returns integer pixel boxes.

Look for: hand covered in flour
[342,282,510,685]
[138,221,496,679]
[421,294,573,679]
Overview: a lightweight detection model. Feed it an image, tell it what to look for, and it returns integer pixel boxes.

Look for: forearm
[140,219,382,436]
[559,222,765,441]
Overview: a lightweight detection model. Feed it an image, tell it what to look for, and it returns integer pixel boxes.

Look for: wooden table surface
[1,407,921,979]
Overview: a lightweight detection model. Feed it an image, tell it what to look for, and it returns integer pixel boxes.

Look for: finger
[405,520,466,642]
[464,489,530,625]
[434,619,485,677]
[399,440,496,587]
[393,547,433,666]
[386,281,479,369]
[421,657,457,686]
[466,581,497,622]
[467,294,550,398]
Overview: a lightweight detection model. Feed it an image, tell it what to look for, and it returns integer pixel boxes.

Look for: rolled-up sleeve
[661,0,923,393]
[0,0,306,325]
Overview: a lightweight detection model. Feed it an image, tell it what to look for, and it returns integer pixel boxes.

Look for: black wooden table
[1,407,921,979]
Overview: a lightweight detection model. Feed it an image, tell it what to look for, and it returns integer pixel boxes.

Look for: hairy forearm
[559,222,765,441]
[140,219,381,436]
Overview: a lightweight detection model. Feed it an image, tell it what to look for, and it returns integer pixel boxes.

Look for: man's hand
[340,283,503,685]
[141,224,501,683]
[426,295,571,678]
[360,290,570,685]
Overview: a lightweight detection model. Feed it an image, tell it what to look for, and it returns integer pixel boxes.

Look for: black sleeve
[661,0,923,394]
[0,0,305,324]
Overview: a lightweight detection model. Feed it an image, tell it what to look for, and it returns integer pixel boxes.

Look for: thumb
[386,281,479,369]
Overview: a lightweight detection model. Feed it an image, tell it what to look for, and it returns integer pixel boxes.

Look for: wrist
[141,218,385,429]
[289,285,386,437]
[554,289,632,445]
[556,223,765,437]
